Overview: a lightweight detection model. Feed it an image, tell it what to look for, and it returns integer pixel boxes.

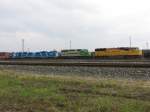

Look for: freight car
[11,51,60,59]
[95,47,142,59]
[0,52,11,60]
[142,49,150,59]
[60,49,91,59]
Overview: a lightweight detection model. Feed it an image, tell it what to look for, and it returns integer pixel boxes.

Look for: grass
[0,70,149,112]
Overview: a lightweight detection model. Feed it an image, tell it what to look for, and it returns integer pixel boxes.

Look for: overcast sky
[0,0,150,52]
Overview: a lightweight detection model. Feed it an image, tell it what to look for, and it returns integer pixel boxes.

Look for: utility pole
[22,39,25,52]
[146,41,149,49]
[69,40,72,49]
[129,36,132,47]
[27,48,30,52]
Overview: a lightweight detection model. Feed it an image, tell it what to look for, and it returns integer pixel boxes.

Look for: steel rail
[0,61,150,68]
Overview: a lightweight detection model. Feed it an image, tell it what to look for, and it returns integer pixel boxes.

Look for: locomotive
[0,47,149,60]
[95,47,143,59]
[11,51,59,59]
[60,49,91,59]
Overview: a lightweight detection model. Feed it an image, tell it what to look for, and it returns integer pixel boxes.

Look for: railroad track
[3,58,150,63]
[0,61,150,68]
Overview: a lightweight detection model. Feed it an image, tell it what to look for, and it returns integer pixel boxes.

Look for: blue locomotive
[11,51,60,59]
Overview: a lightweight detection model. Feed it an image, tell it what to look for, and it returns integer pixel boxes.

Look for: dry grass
[0,69,150,112]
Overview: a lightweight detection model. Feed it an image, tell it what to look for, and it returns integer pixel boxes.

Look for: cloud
[0,0,150,51]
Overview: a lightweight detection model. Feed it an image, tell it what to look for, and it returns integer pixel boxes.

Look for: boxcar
[95,47,142,59]
[0,52,11,60]
[142,49,150,58]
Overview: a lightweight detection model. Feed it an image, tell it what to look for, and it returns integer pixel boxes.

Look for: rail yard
[0,47,150,112]
[0,48,150,112]
[0,47,149,68]
[1,0,150,111]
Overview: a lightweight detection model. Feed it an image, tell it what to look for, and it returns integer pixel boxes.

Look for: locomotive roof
[61,49,88,52]
[95,47,139,51]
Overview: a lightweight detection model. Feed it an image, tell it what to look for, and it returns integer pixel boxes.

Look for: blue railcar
[11,51,59,59]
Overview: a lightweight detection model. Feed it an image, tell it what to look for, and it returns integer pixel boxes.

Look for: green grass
[0,70,150,112]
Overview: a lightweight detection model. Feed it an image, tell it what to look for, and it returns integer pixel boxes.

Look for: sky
[0,0,150,52]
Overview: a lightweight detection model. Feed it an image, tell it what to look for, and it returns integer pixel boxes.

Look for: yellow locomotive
[95,47,142,58]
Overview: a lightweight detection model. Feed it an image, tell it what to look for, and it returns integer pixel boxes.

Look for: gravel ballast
[0,65,150,80]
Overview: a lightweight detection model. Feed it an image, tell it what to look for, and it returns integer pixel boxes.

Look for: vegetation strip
[0,70,150,112]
